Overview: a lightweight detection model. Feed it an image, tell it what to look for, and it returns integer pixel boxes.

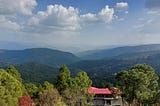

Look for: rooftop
[88,87,121,95]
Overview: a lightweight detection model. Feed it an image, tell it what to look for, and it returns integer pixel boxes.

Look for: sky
[0,0,160,52]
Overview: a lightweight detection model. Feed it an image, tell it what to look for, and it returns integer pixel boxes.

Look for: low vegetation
[0,65,93,106]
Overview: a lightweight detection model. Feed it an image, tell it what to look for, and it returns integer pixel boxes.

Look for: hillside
[71,50,160,85]
[70,47,160,85]
[78,44,160,60]
[1,45,160,85]
[15,62,59,83]
[69,59,136,85]
[0,48,79,67]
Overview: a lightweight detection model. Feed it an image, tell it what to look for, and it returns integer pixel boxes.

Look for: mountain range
[77,44,160,60]
[1,44,160,85]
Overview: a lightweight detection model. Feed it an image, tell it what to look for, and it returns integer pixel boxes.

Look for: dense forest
[1,64,160,106]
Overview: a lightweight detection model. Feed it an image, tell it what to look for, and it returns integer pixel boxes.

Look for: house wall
[93,99,105,106]
[92,95,122,106]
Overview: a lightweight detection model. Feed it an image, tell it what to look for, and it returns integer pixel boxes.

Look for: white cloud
[115,2,128,12]
[98,5,114,23]
[0,0,37,15]
[0,16,20,30]
[80,13,98,23]
[0,3,127,50]
[80,5,114,24]
[25,4,116,33]
[27,5,80,32]
[125,11,129,14]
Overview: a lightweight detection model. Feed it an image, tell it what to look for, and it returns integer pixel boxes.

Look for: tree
[131,64,159,104]
[55,66,93,106]
[55,65,72,94]
[0,69,23,106]
[116,70,129,105]
[116,64,159,105]
[18,96,33,106]
[55,65,74,105]
[99,80,113,88]
[6,65,22,82]
[131,64,159,91]
[37,81,66,106]
[74,71,93,106]
[126,70,149,104]
[24,82,39,98]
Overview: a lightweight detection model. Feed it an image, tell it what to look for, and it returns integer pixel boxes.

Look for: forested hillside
[0,48,79,66]
[16,62,59,83]
[70,51,160,85]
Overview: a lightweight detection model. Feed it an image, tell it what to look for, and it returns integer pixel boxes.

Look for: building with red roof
[88,87,122,106]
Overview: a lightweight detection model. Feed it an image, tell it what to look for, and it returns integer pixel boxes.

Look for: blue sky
[0,0,160,52]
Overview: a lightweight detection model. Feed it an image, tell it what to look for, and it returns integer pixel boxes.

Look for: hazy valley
[1,44,160,86]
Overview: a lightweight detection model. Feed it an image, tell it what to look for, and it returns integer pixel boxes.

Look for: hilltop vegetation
[1,64,160,105]
[0,65,93,106]
[116,64,160,105]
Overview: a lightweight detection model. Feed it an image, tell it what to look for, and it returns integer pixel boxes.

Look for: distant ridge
[78,44,160,60]
[0,48,79,67]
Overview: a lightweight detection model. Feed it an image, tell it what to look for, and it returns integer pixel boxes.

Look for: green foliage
[6,65,22,82]
[116,64,159,105]
[55,65,72,93]
[98,80,113,88]
[2,62,160,105]
[75,71,92,93]
[131,64,159,104]
[55,65,93,106]
[24,82,39,98]
[16,62,59,84]
[0,69,23,106]
[74,71,93,106]
[43,81,54,90]
[131,64,159,91]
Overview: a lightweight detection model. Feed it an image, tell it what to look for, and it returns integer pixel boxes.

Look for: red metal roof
[88,87,112,94]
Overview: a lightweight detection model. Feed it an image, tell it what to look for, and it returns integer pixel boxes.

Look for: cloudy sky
[0,0,160,51]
